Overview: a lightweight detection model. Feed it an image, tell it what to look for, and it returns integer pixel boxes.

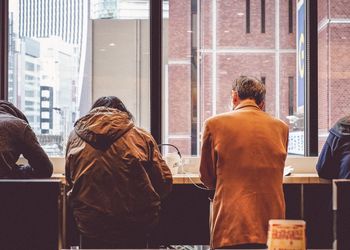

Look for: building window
[8,0,151,156]
[25,62,35,71]
[261,0,265,33]
[246,0,250,33]
[288,77,294,115]
[289,0,293,33]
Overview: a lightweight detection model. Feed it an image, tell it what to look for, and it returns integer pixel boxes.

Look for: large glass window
[163,0,302,156]
[318,0,350,151]
[8,0,150,156]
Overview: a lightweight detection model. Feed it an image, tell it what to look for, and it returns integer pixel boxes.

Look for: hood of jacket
[0,100,28,123]
[331,115,350,138]
[74,107,134,150]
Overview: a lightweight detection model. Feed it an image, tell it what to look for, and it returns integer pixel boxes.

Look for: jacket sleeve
[199,120,216,189]
[316,134,339,179]
[20,125,53,178]
[145,137,173,199]
[65,132,74,189]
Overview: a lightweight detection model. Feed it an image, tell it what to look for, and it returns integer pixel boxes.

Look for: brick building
[318,0,350,148]
[166,0,297,155]
[166,0,350,155]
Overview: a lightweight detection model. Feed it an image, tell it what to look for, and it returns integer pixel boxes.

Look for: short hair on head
[232,76,266,105]
[91,96,134,120]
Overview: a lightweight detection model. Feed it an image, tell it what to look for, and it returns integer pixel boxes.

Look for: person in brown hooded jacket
[65,96,173,249]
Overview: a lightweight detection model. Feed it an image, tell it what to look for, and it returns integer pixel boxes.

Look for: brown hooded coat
[65,107,172,240]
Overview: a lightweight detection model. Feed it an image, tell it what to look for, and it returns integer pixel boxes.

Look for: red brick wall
[201,54,213,124]
[317,1,350,151]
[201,0,212,49]
[167,0,299,155]
[168,0,191,59]
[318,0,329,22]
[330,0,350,18]
[217,0,275,48]
[280,53,296,123]
[168,64,191,136]
[216,53,276,115]
[329,25,350,125]
[318,28,329,133]
[280,0,296,49]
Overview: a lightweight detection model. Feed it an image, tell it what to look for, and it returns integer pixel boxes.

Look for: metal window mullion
[305,0,318,156]
[150,0,162,145]
[0,0,8,100]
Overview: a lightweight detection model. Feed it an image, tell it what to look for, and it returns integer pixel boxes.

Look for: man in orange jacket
[200,76,289,249]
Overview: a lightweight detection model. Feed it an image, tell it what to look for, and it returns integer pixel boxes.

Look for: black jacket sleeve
[316,133,339,179]
[19,125,53,178]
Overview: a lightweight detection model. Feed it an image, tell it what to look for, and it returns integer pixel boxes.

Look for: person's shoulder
[131,126,155,142]
[205,111,233,125]
[0,114,28,128]
[264,114,289,129]
[132,126,148,135]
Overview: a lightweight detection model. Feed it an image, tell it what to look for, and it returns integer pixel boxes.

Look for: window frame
[0,0,8,100]
[305,0,318,156]
[1,0,319,156]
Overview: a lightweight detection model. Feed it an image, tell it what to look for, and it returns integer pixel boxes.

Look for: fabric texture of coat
[199,100,289,248]
[65,107,172,241]
[316,115,350,179]
[0,102,53,178]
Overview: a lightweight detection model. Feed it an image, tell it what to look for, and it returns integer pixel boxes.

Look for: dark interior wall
[66,183,333,249]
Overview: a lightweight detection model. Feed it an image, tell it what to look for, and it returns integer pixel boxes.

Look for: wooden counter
[54,172,331,185]
[172,173,331,185]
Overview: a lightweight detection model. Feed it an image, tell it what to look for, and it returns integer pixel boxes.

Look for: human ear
[258,100,265,110]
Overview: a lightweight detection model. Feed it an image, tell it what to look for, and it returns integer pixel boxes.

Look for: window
[261,0,265,33]
[288,77,294,116]
[25,90,34,97]
[25,100,34,106]
[163,0,302,155]
[25,75,34,80]
[318,0,350,152]
[246,0,251,33]
[25,62,35,71]
[289,0,293,33]
[41,112,50,119]
[6,1,341,157]
[41,101,50,108]
[8,0,150,156]
[41,90,50,98]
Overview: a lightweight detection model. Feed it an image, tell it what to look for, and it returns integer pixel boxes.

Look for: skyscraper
[19,0,86,45]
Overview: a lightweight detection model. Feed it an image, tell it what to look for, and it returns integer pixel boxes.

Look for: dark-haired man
[200,76,289,249]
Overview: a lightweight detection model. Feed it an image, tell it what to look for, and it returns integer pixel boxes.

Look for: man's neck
[234,99,258,110]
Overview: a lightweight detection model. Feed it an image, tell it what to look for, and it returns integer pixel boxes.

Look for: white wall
[92,19,150,130]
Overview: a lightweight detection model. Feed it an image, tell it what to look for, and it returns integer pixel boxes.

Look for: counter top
[52,173,331,185]
[172,173,331,185]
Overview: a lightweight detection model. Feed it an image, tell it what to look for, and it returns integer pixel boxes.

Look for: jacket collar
[234,99,261,111]
[330,115,350,137]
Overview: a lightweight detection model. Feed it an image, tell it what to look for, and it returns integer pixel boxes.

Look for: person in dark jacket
[316,115,350,179]
[0,100,53,178]
[66,96,173,249]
